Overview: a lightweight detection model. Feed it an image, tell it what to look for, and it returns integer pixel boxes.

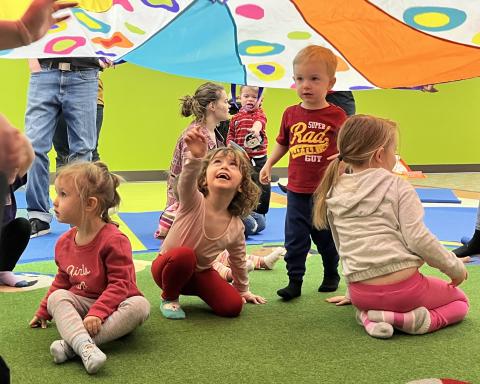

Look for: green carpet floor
[1,249,478,384]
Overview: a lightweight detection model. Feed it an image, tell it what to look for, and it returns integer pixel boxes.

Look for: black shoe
[277,183,288,194]
[318,275,340,292]
[453,229,480,257]
[277,279,302,301]
[29,218,51,238]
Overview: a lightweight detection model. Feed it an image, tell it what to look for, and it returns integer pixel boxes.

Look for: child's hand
[325,295,351,306]
[259,165,271,185]
[29,315,48,329]
[83,316,102,336]
[184,126,208,159]
[449,268,468,287]
[241,291,267,305]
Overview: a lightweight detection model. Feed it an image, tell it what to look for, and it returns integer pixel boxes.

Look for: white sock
[263,247,285,269]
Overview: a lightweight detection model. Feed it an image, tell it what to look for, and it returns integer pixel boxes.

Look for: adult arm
[0,0,77,50]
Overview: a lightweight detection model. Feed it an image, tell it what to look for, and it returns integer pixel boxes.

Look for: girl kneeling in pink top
[151,126,266,319]
[313,115,469,339]
[30,162,150,374]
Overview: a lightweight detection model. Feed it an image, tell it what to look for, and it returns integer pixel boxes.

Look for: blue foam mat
[18,219,70,264]
[272,186,460,204]
[15,206,478,263]
[424,206,476,242]
[416,188,460,203]
[14,189,27,209]
[118,209,287,251]
[118,211,162,252]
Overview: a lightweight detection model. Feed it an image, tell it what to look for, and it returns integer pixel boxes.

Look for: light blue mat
[18,219,70,264]
[271,186,460,204]
[15,206,477,264]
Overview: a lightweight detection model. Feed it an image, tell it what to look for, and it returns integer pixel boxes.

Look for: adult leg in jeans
[53,103,103,167]
[62,69,98,163]
[52,113,69,170]
[92,104,104,162]
[25,69,62,225]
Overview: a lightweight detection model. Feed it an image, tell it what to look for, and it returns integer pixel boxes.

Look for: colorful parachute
[2,0,480,90]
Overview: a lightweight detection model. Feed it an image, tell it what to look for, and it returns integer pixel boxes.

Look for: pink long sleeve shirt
[161,157,249,293]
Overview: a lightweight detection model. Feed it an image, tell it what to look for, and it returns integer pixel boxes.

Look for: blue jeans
[243,212,266,238]
[284,190,339,281]
[25,67,99,222]
[53,104,104,169]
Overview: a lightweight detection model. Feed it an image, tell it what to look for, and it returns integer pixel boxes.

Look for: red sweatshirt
[35,224,143,321]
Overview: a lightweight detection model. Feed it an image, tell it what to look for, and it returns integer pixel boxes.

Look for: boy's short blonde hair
[293,45,338,79]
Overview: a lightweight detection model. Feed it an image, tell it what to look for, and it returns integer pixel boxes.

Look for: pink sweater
[161,157,249,293]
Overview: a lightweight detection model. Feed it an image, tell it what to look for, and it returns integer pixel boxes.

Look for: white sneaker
[50,340,76,364]
[80,342,107,374]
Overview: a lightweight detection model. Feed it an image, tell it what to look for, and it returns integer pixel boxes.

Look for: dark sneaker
[277,183,288,194]
[29,218,51,238]
[318,275,340,293]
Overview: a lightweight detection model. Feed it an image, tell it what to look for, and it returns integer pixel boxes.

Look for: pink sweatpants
[349,271,469,332]
[151,247,244,317]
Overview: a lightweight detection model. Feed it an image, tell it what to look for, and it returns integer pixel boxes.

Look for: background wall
[2,59,479,172]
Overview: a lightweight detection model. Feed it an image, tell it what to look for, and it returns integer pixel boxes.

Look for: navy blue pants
[284,190,339,282]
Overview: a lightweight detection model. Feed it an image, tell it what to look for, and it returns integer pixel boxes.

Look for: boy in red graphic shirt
[260,45,347,300]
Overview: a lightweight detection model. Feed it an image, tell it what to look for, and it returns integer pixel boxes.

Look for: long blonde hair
[56,161,123,226]
[313,115,398,229]
[197,147,260,218]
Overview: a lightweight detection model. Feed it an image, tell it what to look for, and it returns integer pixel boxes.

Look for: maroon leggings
[151,247,243,317]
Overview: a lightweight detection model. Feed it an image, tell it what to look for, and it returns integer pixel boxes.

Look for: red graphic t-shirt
[276,104,347,193]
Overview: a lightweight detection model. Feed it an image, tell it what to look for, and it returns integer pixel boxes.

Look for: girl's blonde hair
[313,114,398,229]
[56,161,123,225]
[180,82,225,122]
[197,148,260,217]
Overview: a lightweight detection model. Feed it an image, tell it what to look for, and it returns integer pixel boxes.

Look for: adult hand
[0,114,23,184]
[21,0,78,43]
[83,315,102,337]
[99,58,115,69]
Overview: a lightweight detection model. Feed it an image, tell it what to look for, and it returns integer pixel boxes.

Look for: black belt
[42,61,99,71]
